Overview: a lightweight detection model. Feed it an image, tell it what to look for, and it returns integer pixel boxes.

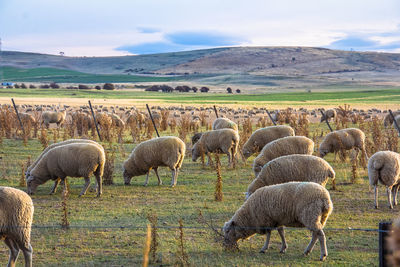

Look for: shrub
[103,83,115,90]
[95,85,101,90]
[49,82,60,89]
[20,83,27,89]
[200,87,210,93]
[29,84,36,89]
[192,87,198,92]
[14,84,20,88]
[226,87,232,94]
[236,89,241,93]
[78,84,90,89]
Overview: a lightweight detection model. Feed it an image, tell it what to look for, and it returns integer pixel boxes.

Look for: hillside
[1,47,400,89]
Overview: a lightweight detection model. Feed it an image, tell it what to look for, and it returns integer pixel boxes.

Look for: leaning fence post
[11,98,26,136]
[88,100,102,141]
[379,221,392,267]
[389,110,400,136]
[266,110,277,126]
[320,110,333,132]
[213,105,219,118]
[146,104,160,137]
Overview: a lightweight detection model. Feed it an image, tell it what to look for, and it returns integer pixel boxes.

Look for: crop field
[0,92,399,266]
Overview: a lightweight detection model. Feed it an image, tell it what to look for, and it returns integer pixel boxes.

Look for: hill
[1,47,400,89]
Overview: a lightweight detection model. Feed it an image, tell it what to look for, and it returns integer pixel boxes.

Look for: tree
[226,87,232,94]
[20,83,27,89]
[200,87,210,93]
[78,84,90,89]
[14,84,20,88]
[49,82,60,89]
[236,89,241,93]
[192,87,198,92]
[29,84,36,89]
[95,85,101,90]
[103,83,115,90]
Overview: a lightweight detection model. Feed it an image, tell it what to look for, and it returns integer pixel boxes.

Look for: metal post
[88,100,102,141]
[320,110,333,132]
[213,105,219,118]
[266,110,277,126]
[11,98,25,136]
[389,110,400,135]
[146,104,160,138]
[379,221,392,267]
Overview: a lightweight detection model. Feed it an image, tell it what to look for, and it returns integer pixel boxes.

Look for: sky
[0,0,400,56]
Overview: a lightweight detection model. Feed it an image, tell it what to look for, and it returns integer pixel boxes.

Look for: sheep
[368,151,400,209]
[246,155,335,199]
[242,125,295,159]
[26,143,105,197]
[212,118,238,132]
[319,128,367,162]
[26,139,104,195]
[191,129,239,167]
[95,112,112,128]
[320,109,336,122]
[253,136,314,177]
[191,132,203,145]
[0,186,34,267]
[109,113,125,128]
[18,112,36,125]
[41,110,66,128]
[384,111,400,128]
[223,182,333,261]
[123,136,185,187]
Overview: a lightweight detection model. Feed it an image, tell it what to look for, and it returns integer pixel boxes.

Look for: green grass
[2,87,400,106]
[0,121,393,266]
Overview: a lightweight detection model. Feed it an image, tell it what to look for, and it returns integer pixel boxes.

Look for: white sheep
[368,151,400,209]
[253,136,314,177]
[223,182,333,261]
[26,139,104,195]
[242,125,295,159]
[26,143,105,197]
[0,186,34,267]
[320,109,336,122]
[246,154,335,199]
[212,118,238,132]
[41,110,66,128]
[123,136,186,187]
[191,129,239,166]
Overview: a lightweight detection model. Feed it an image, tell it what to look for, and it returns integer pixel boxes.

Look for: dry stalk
[175,219,190,267]
[160,110,170,131]
[103,147,116,185]
[19,161,26,187]
[214,153,223,201]
[39,127,49,149]
[147,212,159,264]
[61,181,70,229]
[143,224,151,267]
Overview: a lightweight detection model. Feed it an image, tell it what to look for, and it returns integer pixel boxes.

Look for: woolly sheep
[109,113,125,128]
[252,136,314,177]
[41,110,66,128]
[223,182,333,261]
[191,129,239,166]
[319,128,367,161]
[123,136,186,187]
[191,132,203,145]
[368,151,400,209]
[384,111,400,128]
[242,125,295,159]
[320,109,336,122]
[18,112,36,125]
[27,143,105,197]
[26,139,104,195]
[212,118,238,132]
[246,155,335,199]
[0,186,34,267]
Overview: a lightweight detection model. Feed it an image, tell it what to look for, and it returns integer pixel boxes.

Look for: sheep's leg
[144,171,150,186]
[19,243,33,267]
[387,187,394,209]
[304,230,318,256]
[277,227,287,253]
[5,237,20,267]
[79,177,91,197]
[171,169,178,187]
[393,184,400,206]
[317,229,328,261]
[154,168,162,185]
[259,229,271,253]
[49,178,61,195]
[95,173,102,197]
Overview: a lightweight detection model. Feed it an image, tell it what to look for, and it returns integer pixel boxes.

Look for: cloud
[116,42,184,55]
[165,31,245,46]
[137,27,161,34]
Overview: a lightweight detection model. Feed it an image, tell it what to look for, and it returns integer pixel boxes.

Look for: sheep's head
[328,168,336,178]
[319,142,331,158]
[26,175,41,195]
[222,220,239,250]
[123,169,132,185]
[242,146,252,159]
[191,144,200,162]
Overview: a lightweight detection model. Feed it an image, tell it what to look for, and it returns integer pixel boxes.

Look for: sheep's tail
[232,134,239,158]
[176,144,186,169]
[97,150,106,177]
[368,156,384,186]
[320,198,333,227]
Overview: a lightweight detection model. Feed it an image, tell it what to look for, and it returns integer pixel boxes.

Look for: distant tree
[226,87,232,94]
[78,84,90,89]
[20,83,27,89]
[175,86,184,92]
[200,87,210,93]
[192,87,198,93]
[49,82,60,89]
[182,85,191,92]
[103,83,115,90]
[40,84,50,89]
[160,85,173,92]
[95,85,101,90]
[292,57,296,61]
[7,85,13,88]
[236,89,241,93]
[14,84,20,88]
[29,84,36,89]
[145,85,161,92]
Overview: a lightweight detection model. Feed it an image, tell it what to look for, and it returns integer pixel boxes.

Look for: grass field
[1,87,400,107]
[0,117,396,266]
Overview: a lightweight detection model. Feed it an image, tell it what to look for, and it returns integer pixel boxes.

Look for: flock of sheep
[2,106,400,266]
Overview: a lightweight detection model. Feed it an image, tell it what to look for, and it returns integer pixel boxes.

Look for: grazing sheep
[0,186,34,267]
[319,128,367,161]
[223,182,333,261]
[242,125,295,159]
[320,109,336,122]
[191,132,203,145]
[253,136,314,177]
[26,139,104,195]
[18,112,36,125]
[212,118,238,132]
[191,129,239,166]
[246,155,335,199]
[41,110,66,128]
[26,143,105,197]
[109,113,125,128]
[95,112,112,128]
[384,111,400,128]
[123,136,186,187]
[368,151,400,209]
